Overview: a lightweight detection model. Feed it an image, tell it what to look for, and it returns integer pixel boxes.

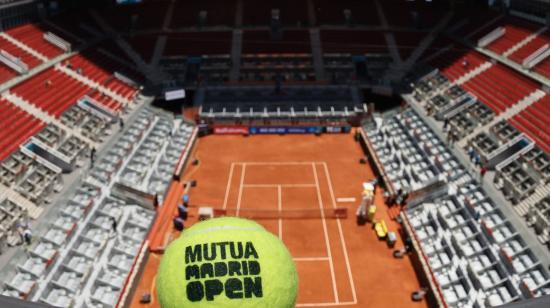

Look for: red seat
[11,68,91,118]
[509,30,550,64]
[6,24,65,59]
[461,64,540,115]
[509,95,550,153]
[0,99,45,161]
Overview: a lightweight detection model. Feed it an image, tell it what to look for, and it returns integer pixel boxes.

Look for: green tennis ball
[157,217,298,308]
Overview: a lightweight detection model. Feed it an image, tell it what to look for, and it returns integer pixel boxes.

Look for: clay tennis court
[130,133,428,308]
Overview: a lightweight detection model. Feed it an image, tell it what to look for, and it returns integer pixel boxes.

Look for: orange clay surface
[130,133,428,308]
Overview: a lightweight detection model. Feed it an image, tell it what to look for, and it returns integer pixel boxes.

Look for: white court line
[296,301,357,307]
[322,162,357,305]
[278,185,282,240]
[230,161,357,306]
[235,163,246,216]
[336,197,356,203]
[293,257,330,262]
[243,184,317,188]
[233,161,317,165]
[312,162,339,304]
[222,163,235,210]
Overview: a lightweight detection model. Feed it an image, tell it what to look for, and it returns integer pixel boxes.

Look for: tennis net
[212,207,348,219]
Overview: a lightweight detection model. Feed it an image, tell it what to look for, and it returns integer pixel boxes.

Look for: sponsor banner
[249,126,322,135]
[213,126,249,135]
[249,127,285,134]
[326,126,352,133]
[165,89,186,101]
[289,126,322,134]
[326,126,342,133]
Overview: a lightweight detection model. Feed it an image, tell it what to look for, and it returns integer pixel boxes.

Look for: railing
[523,44,550,69]
[28,136,73,166]
[19,143,63,175]
[78,94,118,118]
[115,239,150,308]
[173,127,198,180]
[401,212,449,308]
[114,72,138,88]
[43,32,71,52]
[0,49,28,73]
[495,141,535,172]
[358,127,396,196]
[478,27,506,48]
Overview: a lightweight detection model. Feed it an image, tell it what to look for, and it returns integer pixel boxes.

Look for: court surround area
[131,133,427,308]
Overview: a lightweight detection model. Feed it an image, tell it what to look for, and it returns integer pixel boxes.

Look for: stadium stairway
[229,30,243,81]
[5,105,165,306]
[481,46,549,87]
[449,32,550,87]
[69,206,134,307]
[162,0,176,31]
[0,184,43,220]
[306,0,316,26]
[0,32,49,62]
[443,13,550,87]
[416,62,493,106]
[55,64,130,106]
[503,26,549,58]
[509,29,550,64]
[454,61,493,85]
[0,34,103,94]
[405,98,550,270]
[457,89,546,147]
[413,62,493,107]
[515,183,550,218]
[150,35,167,66]
[3,92,98,148]
[384,32,402,67]
[309,29,325,80]
[374,0,402,65]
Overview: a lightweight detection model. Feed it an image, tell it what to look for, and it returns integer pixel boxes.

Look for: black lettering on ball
[203,244,217,261]
[186,281,204,302]
[214,262,228,277]
[244,242,259,259]
[185,265,200,280]
[204,279,224,301]
[185,245,202,263]
[229,242,244,259]
[225,278,244,299]
[244,277,263,298]
[228,261,242,276]
[218,242,229,260]
[200,262,214,279]
[248,261,261,275]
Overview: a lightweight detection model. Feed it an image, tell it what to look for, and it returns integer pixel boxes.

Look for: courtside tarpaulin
[213,126,249,135]
[249,126,322,134]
